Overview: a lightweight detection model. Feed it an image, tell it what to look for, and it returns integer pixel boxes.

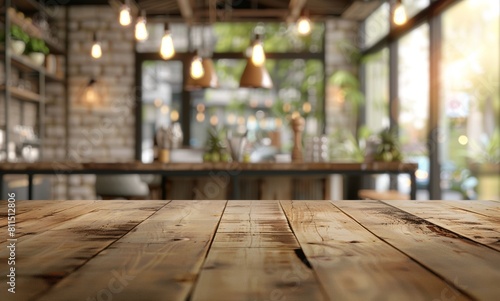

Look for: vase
[29,52,45,66]
[10,40,25,55]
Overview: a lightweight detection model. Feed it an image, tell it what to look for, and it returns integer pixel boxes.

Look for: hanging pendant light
[190,50,204,79]
[250,35,266,66]
[393,0,407,26]
[240,34,273,89]
[80,78,102,107]
[91,32,102,59]
[160,24,175,60]
[135,10,148,41]
[185,26,218,90]
[119,0,132,26]
[296,9,312,35]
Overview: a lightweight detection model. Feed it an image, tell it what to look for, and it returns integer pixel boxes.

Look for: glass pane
[441,0,500,200]
[398,24,430,193]
[362,2,390,48]
[402,0,430,19]
[190,59,324,156]
[213,22,324,53]
[364,48,389,133]
[141,60,184,163]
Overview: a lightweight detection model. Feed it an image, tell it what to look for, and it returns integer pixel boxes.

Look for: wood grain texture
[0,200,499,301]
[191,200,326,301]
[384,200,500,251]
[0,161,418,172]
[281,200,469,301]
[333,200,500,300]
[0,201,166,301]
[34,200,226,301]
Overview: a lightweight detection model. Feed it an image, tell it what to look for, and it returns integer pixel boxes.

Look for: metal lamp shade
[185,58,218,90]
[239,58,273,89]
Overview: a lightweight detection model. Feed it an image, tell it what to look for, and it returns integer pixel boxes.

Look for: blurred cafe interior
[0,0,499,201]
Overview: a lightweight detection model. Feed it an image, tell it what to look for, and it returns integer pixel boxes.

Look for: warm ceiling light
[393,0,407,26]
[135,10,148,41]
[91,33,102,59]
[81,79,100,105]
[160,25,175,60]
[119,1,132,26]
[185,58,218,90]
[251,35,265,66]
[240,34,273,89]
[297,16,311,35]
[190,51,205,79]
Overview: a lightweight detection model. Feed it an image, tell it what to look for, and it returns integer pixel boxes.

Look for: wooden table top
[1,200,499,301]
[0,161,418,173]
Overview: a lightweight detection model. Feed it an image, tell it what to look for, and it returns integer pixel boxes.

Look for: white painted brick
[69,175,81,186]
[81,174,96,184]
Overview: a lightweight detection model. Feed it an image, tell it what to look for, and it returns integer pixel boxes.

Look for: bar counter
[0,161,418,199]
[0,200,499,300]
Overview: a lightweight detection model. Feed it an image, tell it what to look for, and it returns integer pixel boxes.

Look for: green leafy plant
[469,128,500,164]
[203,127,231,163]
[374,128,403,162]
[11,25,30,43]
[25,38,49,55]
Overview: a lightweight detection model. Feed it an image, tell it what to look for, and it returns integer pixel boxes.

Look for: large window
[398,24,429,158]
[441,0,500,200]
[364,48,389,132]
[361,0,499,200]
[137,22,325,160]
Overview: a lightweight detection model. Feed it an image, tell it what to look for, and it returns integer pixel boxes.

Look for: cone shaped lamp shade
[239,58,273,89]
[185,58,218,90]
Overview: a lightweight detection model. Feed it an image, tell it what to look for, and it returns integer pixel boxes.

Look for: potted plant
[4,25,30,55]
[468,128,500,200]
[25,38,49,66]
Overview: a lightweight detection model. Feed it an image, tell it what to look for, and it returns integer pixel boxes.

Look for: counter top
[0,199,499,300]
[0,161,418,172]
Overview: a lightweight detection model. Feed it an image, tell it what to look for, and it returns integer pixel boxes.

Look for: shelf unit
[1,0,67,161]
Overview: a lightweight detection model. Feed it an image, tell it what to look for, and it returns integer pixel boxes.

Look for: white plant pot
[29,52,45,66]
[10,40,26,55]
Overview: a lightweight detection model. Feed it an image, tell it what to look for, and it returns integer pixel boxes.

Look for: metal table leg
[28,174,34,200]
[410,172,417,200]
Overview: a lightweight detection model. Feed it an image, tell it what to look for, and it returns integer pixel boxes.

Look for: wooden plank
[281,200,469,301]
[0,201,166,300]
[383,200,500,251]
[191,248,325,301]
[437,200,500,218]
[334,200,500,300]
[34,200,227,301]
[217,200,292,233]
[191,200,326,300]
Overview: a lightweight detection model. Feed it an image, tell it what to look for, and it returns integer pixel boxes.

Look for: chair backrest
[95,174,150,199]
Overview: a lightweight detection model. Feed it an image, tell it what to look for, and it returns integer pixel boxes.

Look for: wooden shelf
[0,85,41,102]
[5,9,65,54]
[0,49,65,82]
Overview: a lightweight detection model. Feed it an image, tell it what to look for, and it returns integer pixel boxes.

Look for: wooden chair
[95,175,150,200]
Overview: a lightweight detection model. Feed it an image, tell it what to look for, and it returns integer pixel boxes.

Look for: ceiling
[62,0,382,23]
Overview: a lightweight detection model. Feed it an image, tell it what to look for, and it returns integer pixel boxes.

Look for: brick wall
[46,6,136,199]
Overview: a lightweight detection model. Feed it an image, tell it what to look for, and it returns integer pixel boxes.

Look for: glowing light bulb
[160,30,175,60]
[82,79,99,105]
[84,86,98,104]
[91,41,102,59]
[190,55,204,79]
[119,4,131,26]
[393,2,407,25]
[135,17,148,41]
[297,16,311,35]
[251,41,265,66]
